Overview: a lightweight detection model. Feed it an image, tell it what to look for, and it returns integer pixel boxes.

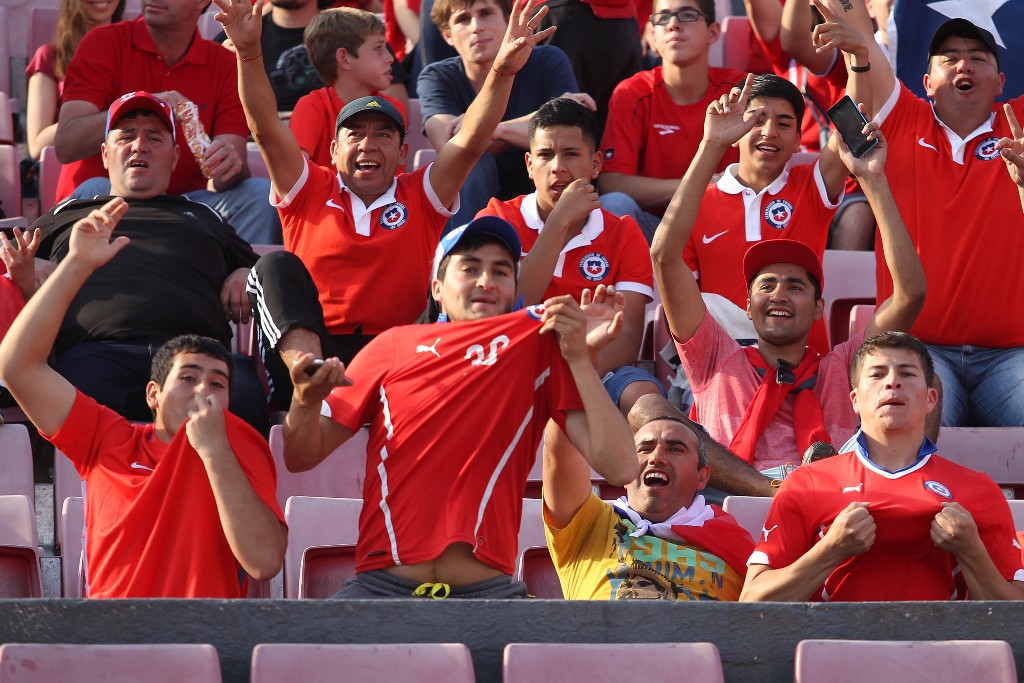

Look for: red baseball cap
[742,239,824,290]
[105,91,176,141]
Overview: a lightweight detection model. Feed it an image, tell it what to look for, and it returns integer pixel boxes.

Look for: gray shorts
[331,569,529,599]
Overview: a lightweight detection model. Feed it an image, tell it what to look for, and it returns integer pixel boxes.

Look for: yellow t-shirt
[544,494,744,600]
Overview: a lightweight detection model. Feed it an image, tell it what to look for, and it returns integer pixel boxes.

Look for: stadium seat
[60,496,85,598]
[0,424,35,505]
[251,643,475,683]
[722,495,772,541]
[821,249,876,347]
[516,545,562,599]
[503,642,724,683]
[412,148,436,171]
[405,99,431,164]
[0,495,42,597]
[938,427,1024,496]
[794,639,1016,683]
[0,643,223,682]
[0,9,10,98]
[719,15,752,73]
[0,144,22,220]
[39,145,61,214]
[283,496,361,599]
[651,304,675,396]
[268,425,369,511]
[0,92,13,144]
[27,8,59,63]
[53,449,82,552]
[848,303,874,340]
[1009,499,1024,531]
[246,143,269,180]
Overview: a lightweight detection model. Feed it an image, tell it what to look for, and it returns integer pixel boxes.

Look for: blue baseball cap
[433,216,523,278]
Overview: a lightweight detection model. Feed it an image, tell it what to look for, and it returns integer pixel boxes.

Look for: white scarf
[612,495,716,541]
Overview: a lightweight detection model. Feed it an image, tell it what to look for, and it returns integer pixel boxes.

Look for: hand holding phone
[301,358,353,386]
[828,95,877,159]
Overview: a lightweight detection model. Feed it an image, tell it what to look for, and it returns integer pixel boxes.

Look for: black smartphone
[303,359,353,386]
[827,95,877,158]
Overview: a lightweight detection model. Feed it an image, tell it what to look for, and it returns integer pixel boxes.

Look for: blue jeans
[71,177,282,245]
[598,191,661,244]
[927,343,1024,427]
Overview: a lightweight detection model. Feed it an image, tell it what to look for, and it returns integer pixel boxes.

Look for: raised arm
[428,0,557,208]
[651,74,759,344]
[814,0,894,119]
[214,0,305,200]
[541,420,599,529]
[0,198,131,436]
[543,290,638,487]
[833,120,925,336]
[780,0,836,75]
[743,0,783,44]
[931,502,1024,600]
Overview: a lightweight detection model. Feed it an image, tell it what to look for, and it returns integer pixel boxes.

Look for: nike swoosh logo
[917,138,939,152]
[130,462,155,472]
[702,230,728,244]
[325,199,346,212]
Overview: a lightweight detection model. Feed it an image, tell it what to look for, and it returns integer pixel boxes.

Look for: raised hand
[810,0,871,62]
[834,104,887,178]
[996,104,1024,188]
[579,284,624,354]
[212,0,264,57]
[540,294,590,363]
[704,73,763,148]
[491,0,557,77]
[185,392,232,459]
[289,353,351,408]
[547,178,600,231]
[68,197,131,270]
[0,227,42,298]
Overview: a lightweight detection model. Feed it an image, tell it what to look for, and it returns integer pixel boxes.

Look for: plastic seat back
[0,495,42,598]
[504,642,724,683]
[794,639,1017,683]
[251,643,474,683]
[283,496,361,599]
[0,643,222,682]
[722,495,773,541]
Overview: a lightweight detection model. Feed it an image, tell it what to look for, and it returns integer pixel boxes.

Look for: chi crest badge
[975,136,1002,161]
[580,252,610,281]
[924,480,952,499]
[764,199,794,229]
[526,304,546,320]
[379,201,408,230]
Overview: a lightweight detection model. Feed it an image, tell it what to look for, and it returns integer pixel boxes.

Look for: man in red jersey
[283,215,639,598]
[839,12,1024,427]
[0,198,286,598]
[741,331,1024,601]
[478,97,658,408]
[216,0,556,405]
[598,0,746,242]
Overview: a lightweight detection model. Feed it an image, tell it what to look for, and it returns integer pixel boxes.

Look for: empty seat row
[0,640,1015,682]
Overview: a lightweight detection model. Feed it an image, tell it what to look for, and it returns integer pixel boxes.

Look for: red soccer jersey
[46,391,283,598]
[750,443,1024,601]
[684,161,836,352]
[875,83,1024,347]
[600,66,745,212]
[276,159,452,335]
[322,307,584,575]
[478,193,654,302]
[289,87,407,169]
[55,19,249,201]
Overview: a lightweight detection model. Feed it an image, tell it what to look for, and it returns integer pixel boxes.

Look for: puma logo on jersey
[416,338,441,358]
[325,198,346,212]
[842,483,863,493]
[917,138,939,152]
[761,524,778,542]
[702,230,728,244]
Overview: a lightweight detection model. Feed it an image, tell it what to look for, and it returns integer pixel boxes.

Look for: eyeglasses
[650,7,707,26]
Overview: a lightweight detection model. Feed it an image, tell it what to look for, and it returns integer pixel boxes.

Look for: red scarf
[670,506,755,575]
[728,347,831,464]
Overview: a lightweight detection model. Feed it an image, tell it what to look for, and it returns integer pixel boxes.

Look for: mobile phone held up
[302,359,353,386]
[827,95,877,159]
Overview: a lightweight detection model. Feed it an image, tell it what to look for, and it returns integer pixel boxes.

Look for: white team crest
[924,480,952,499]
[579,252,610,282]
[764,199,794,229]
[379,201,408,230]
[975,136,1002,161]
[525,304,546,320]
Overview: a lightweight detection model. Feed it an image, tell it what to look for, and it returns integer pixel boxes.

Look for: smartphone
[827,95,877,158]
[303,359,353,386]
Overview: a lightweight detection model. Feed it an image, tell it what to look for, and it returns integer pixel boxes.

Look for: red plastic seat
[504,642,724,683]
[251,643,475,683]
[268,425,369,512]
[0,495,42,598]
[283,496,362,599]
[0,643,222,682]
[516,545,562,599]
[794,639,1016,683]
[60,496,85,598]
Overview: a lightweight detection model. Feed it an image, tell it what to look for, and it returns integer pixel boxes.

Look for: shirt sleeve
[60,26,118,110]
[322,330,395,431]
[599,77,645,175]
[967,477,1024,584]
[43,390,136,476]
[748,466,818,568]
[611,215,654,297]
[226,413,286,524]
[676,312,740,393]
[26,44,57,80]
[288,92,325,158]
[206,45,249,140]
